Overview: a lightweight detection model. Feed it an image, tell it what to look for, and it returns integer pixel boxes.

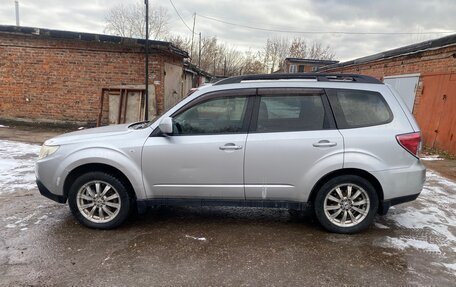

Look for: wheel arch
[63,163,137,202]
[308,168,384,212]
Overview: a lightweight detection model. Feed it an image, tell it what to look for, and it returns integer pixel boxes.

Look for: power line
[197,13,455,35]
[168,0,194,34]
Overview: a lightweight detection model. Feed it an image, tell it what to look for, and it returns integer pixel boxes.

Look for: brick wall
[283,61,322,73]
[322,45,456,113]
[322,45,456,155]
[323,46,456,77]
[0,33,183,126]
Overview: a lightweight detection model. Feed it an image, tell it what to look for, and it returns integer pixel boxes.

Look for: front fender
[55,146,146,200]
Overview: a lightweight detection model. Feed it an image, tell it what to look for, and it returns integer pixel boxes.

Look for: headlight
[38,145,60,159]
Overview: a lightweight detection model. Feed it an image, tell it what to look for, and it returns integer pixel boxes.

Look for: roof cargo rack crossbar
[213,73,382,85]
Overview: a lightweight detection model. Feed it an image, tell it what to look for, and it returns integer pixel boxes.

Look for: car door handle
[313,140,337,147]
[219,143,243,150]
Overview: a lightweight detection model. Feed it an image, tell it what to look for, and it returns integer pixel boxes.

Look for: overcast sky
[0,0,455,61]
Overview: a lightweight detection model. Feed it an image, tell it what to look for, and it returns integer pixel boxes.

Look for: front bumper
[36,180,66,203]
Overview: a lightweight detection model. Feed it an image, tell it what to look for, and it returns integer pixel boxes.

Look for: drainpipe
[144,0,149,121]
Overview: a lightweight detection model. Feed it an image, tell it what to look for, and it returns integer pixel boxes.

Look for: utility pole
[144,0,149,121]
[190,13,196,59]
[198,32,202,67]
[15,1,20,26]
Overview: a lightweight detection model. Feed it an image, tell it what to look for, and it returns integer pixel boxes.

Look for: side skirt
[136,198,311,213]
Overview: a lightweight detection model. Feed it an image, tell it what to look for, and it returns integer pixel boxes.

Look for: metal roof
[0,25,189,58]
[184,61,213,78]
[285,58,339,65]
[321,33,456,70]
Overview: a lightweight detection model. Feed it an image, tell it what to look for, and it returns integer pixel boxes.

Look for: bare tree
[288,37,308,58]
[264,37,290,73]
[167,35,192,51]
[242,50,265,74]
[306,41,335,60]
[263,37,336,73]
[104,1,169,40]
[169,35,265,76]
[168,35,334,76]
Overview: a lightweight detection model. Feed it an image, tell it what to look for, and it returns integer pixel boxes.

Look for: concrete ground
[0,125,455,286]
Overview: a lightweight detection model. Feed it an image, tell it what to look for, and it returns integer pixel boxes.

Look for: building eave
[0,25,189,58]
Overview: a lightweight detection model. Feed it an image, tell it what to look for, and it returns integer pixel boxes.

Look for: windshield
[128,87,209,130]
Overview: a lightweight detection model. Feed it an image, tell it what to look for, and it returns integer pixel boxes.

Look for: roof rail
[213,73,382,85]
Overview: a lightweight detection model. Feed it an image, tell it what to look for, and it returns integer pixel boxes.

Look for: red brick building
[0,25,189,126]
[321,34,456,155]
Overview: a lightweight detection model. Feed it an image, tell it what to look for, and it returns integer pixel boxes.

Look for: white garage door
[384,74,420,112]
[164,63,183,111]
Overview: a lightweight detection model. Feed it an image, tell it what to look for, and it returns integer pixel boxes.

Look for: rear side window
[326,89,393,129]
[254,93,330,133]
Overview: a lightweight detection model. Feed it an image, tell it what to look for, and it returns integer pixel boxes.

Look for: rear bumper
[372,161,426,197]
[36,180,66,204]
[372,160,425,215]
[378,192,420,215]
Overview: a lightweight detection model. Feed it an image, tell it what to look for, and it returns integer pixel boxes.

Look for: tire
[314,175,378,234]
[68,172,132,229]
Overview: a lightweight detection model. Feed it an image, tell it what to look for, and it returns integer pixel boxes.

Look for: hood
[45,124,133,145]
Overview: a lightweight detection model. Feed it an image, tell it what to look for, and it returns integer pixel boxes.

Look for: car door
[142,89,255,199]
[244,88,344,202]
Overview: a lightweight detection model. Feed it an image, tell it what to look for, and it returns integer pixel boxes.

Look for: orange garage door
[414,73,456,155]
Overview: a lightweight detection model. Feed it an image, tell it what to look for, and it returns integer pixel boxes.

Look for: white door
[384,74,420,112]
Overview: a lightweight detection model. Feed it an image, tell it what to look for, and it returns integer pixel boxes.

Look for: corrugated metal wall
[414,73,456,154]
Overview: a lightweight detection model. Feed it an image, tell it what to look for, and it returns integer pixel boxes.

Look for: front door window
[173,96,248,135]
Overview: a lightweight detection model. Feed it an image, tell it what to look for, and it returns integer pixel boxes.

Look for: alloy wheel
[76,180,121,223]
[323,183,370,227]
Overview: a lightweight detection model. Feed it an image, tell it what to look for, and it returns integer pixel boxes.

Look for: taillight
[396,132,421,157]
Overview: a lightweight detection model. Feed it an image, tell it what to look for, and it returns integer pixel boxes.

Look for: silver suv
[35,74,426,233]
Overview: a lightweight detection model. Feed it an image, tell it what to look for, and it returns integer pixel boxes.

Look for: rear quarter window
[326,89,393,129]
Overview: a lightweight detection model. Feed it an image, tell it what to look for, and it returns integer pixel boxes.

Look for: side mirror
[158,117,173,135]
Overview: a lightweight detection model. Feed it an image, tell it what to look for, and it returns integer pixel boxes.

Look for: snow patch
[14,212,37,225]
[0,124,9,128]
[381,170,456,253]
[427,170,456,190]
[376,236,441,253]
[0,140,40,194]
[389,171,456,235]
[374,222,389,229]
[443,263,456,271]
[185,235,207,241]
[420,155,443,161]
[34,215,48,225]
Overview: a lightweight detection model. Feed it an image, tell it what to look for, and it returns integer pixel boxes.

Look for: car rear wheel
[314,175,378,234]
[68,172,131,229]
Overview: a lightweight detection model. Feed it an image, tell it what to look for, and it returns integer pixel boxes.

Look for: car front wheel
[68,172,131,229]
[314,175,378,234]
